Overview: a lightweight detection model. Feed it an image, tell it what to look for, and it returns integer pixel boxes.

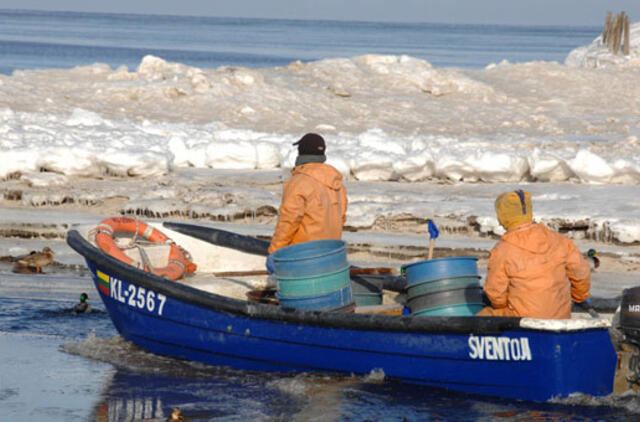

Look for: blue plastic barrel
[407,275,481,298]
[277,286,353,310]
[273,240,352,311]
[272,239,347,277]
[412,303,485,316]
[407,286,484,314]
[403,257,482,316]
[403,257,478,285]
[277,266,350,297]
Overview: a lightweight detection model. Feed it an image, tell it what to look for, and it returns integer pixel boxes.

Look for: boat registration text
[468,335,532,361]
[97,270,167,316]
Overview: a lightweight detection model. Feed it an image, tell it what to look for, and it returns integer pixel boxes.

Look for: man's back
[485,223,590,319]
[268,162,347,253]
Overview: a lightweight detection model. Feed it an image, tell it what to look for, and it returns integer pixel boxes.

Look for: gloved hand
[577,296,598,318]
[574,297,592,306]
[266,254,275,275]
[427,219,439,239]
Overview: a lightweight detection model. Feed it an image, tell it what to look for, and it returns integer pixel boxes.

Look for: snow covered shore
[1,53,639,183]
[1,30,639,248]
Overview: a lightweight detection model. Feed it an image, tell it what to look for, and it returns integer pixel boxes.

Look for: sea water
[1,8,639,421]
[0,9,600,75]
[1,268,636,421]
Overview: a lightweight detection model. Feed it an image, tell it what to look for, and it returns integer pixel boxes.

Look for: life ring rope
[92,217,197,281]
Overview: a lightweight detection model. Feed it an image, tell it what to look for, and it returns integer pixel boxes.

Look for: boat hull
[69,229,617,402]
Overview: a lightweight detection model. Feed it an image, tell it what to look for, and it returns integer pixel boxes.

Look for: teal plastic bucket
[277,285,353,310]
[412,302,485,316]
[403,257,478,285]
[407,276,481,298]
[272,239,352,310]
[272,239,347,278]
[403,256,483,316]
[407,286,484,312]
[277,266,350,298]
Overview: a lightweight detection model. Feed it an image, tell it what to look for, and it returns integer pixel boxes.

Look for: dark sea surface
[1,265,637,421]
[0,9,601,75]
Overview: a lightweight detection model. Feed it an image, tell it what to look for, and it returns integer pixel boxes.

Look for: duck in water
[72,293,91,314]
[587,248,600,270]
[12,247,54,274]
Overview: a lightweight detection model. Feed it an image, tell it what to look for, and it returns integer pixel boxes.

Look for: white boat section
[75,222,272,300]
[75,222,266,274]
[520,317,612,331]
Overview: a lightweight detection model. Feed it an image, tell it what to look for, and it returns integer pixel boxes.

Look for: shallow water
[1,268,639,421]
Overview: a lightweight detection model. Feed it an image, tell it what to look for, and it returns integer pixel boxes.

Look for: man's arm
[565,238,591,303]
[484,245,510,309]
[268,178,306,253]
[340,184,348,225]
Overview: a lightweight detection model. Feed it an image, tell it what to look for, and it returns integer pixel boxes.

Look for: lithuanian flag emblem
[97,270,110,295]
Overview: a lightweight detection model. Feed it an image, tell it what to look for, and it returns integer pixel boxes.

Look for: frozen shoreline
[1,30,639,286]
[1,204,638,300]
[2,170,640,266]
[1,54,640,242]
[2,166,640,243]
[1,55,640,185]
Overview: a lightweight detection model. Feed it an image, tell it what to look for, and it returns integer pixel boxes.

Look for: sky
[3,0,640,26]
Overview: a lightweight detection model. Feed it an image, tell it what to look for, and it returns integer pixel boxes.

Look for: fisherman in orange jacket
[266,133,348,272]
[477,190,591,319]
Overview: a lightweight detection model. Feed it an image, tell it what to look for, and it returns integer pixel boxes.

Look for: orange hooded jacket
[268,162,347,254]
[479,223,591,319]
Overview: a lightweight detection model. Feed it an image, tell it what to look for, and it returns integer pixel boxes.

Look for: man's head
[495,190,532,230]
[293,133,325,155]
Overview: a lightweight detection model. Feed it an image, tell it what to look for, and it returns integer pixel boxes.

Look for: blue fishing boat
[66,219,622,402]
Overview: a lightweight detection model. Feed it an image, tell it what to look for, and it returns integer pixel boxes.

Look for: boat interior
[75,222,618,322]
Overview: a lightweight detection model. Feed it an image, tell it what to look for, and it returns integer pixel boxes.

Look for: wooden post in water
[602,11,635,56]
[603,11,612,45]
[607,13,617,52]
[624,14,630,56]
[613,13,622,53]
[619,13,626,53]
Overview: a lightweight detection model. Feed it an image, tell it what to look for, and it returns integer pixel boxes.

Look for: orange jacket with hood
[268,162,347,253]
[482,222,591,319]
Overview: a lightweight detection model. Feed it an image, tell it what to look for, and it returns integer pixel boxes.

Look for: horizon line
[0,7,605,30]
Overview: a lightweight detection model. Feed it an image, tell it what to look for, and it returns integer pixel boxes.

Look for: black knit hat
[293,133,326,155]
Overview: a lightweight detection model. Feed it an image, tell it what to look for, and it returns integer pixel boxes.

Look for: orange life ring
[94,217,197,281]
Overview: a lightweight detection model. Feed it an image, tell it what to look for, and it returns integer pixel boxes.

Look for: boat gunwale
[66,229,608,335]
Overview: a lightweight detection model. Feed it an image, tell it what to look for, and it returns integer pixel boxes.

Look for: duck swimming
[72,292,91,314]
[12,247,54,274]
[587,248,600,269]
